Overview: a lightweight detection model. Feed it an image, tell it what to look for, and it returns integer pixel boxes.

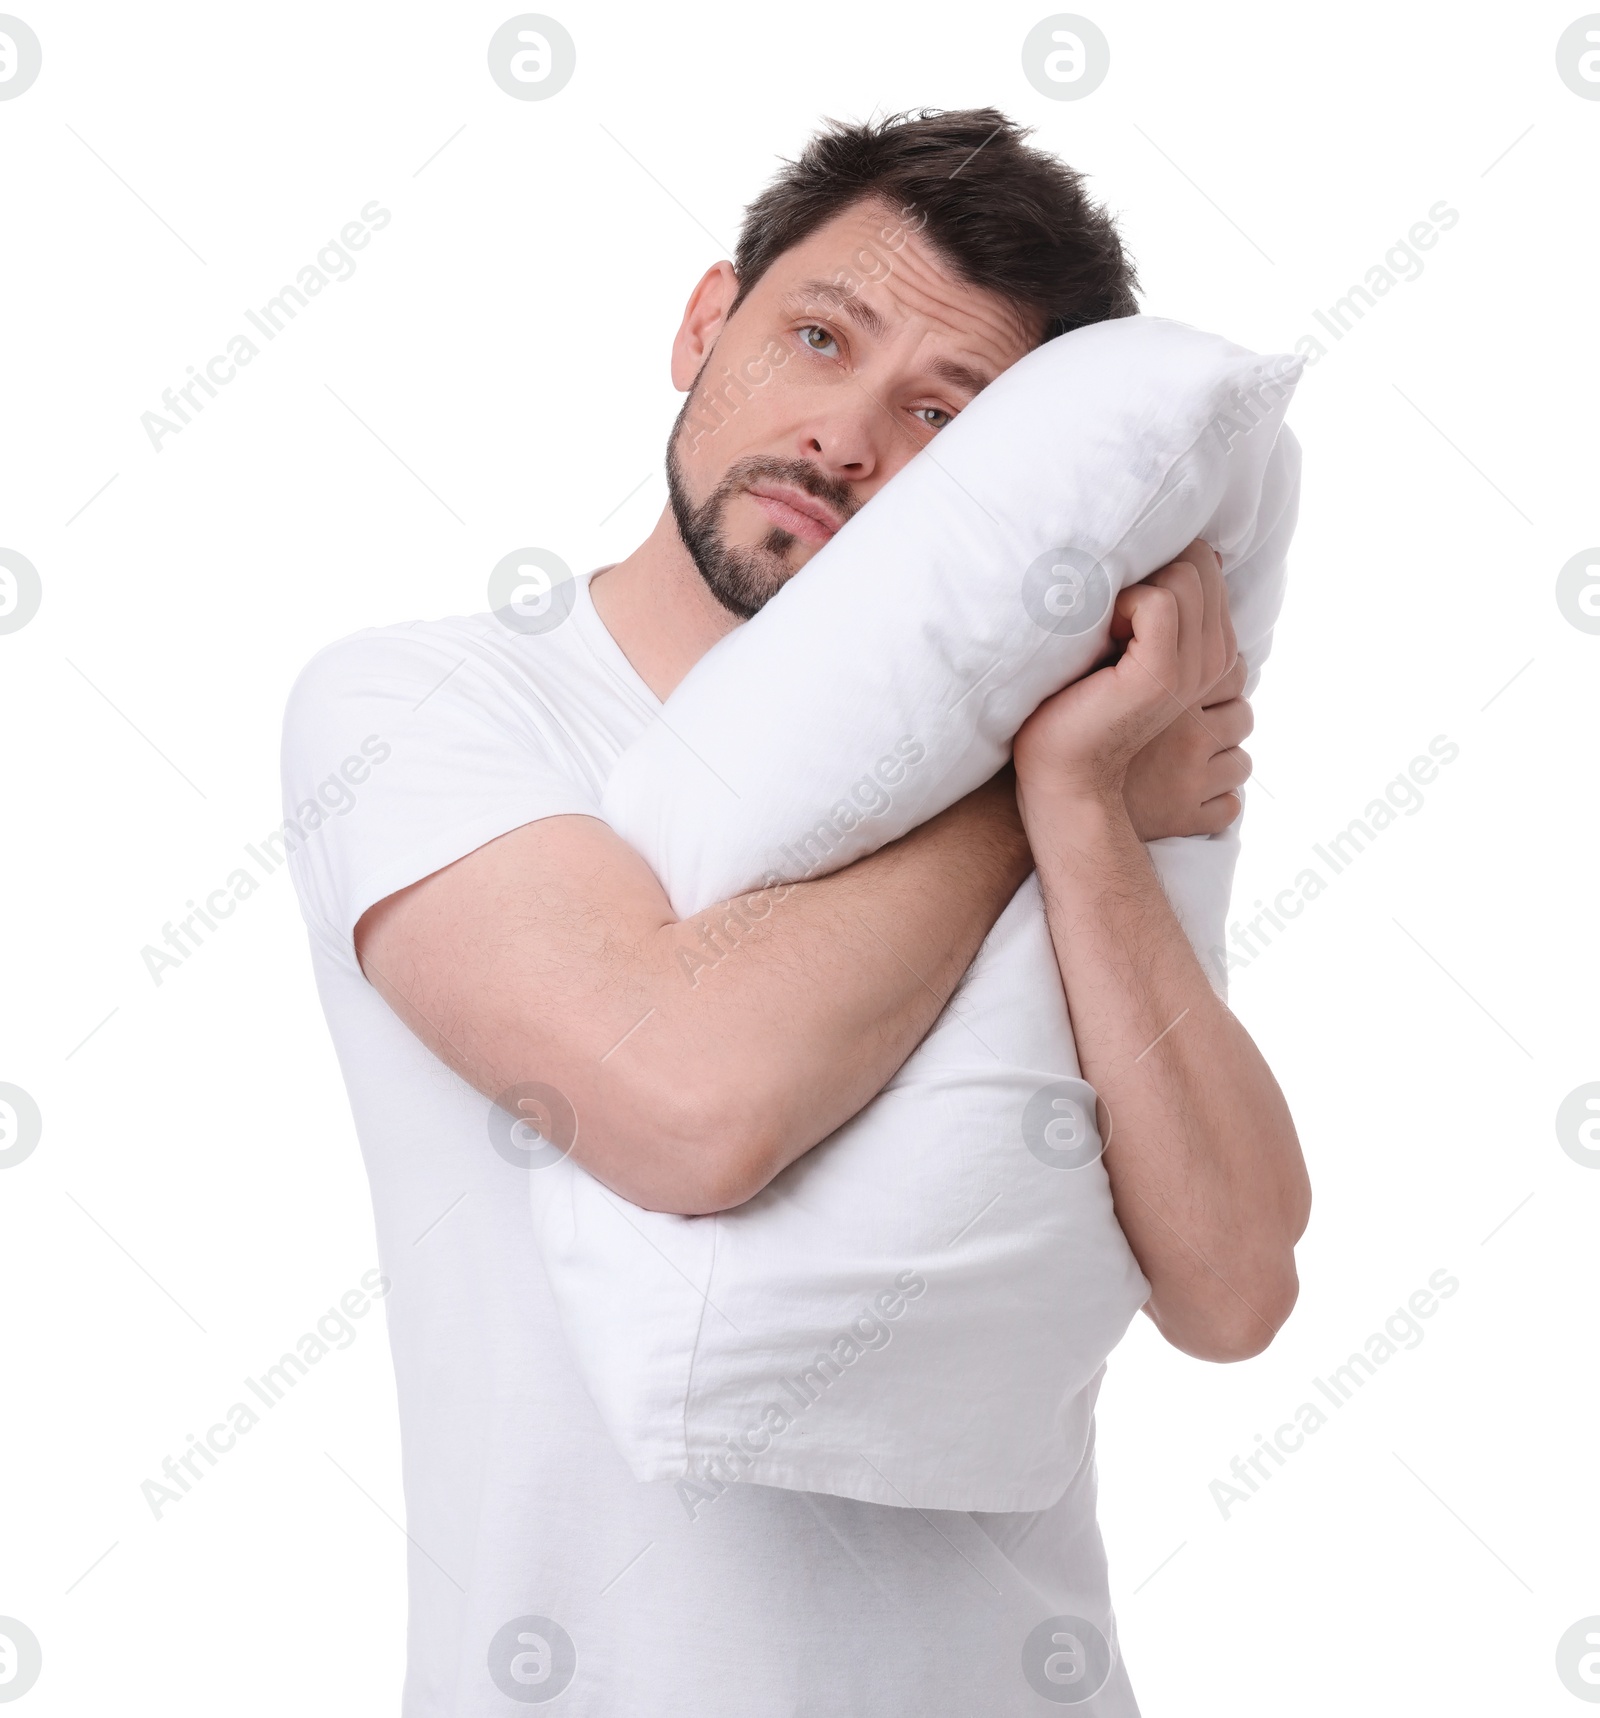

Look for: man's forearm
[360,773,1035,1218]
[620,771,1034,1208]
[1018,780,1311,1361]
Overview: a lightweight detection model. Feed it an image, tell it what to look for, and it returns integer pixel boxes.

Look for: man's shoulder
[281,607,577,747]
[277,605,608,937]
[286,611,504,709]
[278,596,621,813]
[279,613,526,802]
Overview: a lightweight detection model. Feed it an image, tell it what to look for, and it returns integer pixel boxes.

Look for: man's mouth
[744,483,843,546]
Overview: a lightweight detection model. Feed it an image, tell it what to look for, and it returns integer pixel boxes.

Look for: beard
[664,362,857,620]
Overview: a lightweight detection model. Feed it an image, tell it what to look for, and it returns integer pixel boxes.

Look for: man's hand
[1017,540,1240,816]
[1123,652,1253,841]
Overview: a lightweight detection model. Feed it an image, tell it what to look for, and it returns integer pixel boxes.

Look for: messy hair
[729,106,1140,344]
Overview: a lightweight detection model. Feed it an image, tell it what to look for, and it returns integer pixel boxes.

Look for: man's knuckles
[1205,697,1253,748]
[1200,791,1243,832]
[1207,655,1247,701]
[1215,745,1252,789]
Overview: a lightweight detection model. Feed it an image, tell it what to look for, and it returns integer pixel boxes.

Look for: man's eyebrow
[782,281,997,398]
[923,355,996,398]
[784,280,889,338]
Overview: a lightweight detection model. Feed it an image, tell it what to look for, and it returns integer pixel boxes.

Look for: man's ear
[671,261,739,390]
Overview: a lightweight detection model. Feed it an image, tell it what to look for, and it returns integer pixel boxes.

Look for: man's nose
[791,395,885,484]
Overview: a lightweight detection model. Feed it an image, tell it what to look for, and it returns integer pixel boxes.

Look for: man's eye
[799,324,840,357]
[915,406,953,430]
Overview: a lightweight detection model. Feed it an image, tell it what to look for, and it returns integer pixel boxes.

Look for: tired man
[284,106,1309,1716]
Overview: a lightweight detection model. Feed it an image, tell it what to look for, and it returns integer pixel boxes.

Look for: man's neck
[588,507,744,701]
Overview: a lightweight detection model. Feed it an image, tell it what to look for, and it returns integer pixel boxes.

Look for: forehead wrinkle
[788,196,1042,360]
[881,313,1013,400]
[870,251,1034,369]
[804,226,1016,349]
[785,280,889,339]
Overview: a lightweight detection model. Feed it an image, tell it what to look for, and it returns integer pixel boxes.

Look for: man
[284,107,1309,1715]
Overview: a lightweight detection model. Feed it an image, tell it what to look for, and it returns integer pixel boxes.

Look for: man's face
[665,197,1042,619]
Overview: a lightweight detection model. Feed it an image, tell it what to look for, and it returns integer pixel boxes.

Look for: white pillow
[530,316,1302,1513]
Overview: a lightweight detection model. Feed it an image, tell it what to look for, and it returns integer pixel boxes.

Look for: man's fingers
[1199,692,1253,750]
[1188,541,1222,687]
[1146,558,1204,695]
[1175,538,1236,694]
[1202,655,1248,708]
[1119,579,1181,648]
[1193,789,1243,834]
[1208,745,1253,795]
[1193,543,1234,693]
[1145,545,1234,702]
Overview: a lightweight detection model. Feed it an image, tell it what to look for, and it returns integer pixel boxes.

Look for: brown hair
[728,107,1140,345]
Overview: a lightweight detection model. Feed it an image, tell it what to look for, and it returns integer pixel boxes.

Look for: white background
[1,1,1596,1712]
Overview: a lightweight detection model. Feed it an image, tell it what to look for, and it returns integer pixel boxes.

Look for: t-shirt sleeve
[279,623,601,971]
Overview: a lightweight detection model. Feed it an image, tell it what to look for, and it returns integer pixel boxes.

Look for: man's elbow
[590,1085,784,1218]
[1154,1259,1301,1363]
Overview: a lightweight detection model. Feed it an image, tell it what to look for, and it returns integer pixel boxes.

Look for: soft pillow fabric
[529,317,1302,1513]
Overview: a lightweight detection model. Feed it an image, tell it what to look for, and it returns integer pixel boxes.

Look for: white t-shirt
[281,569,1141,1717]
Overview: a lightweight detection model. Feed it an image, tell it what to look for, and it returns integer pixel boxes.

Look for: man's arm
[356,771,1032,1217]
[354,622,1240,1220]
[1014,541,1311,1364]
